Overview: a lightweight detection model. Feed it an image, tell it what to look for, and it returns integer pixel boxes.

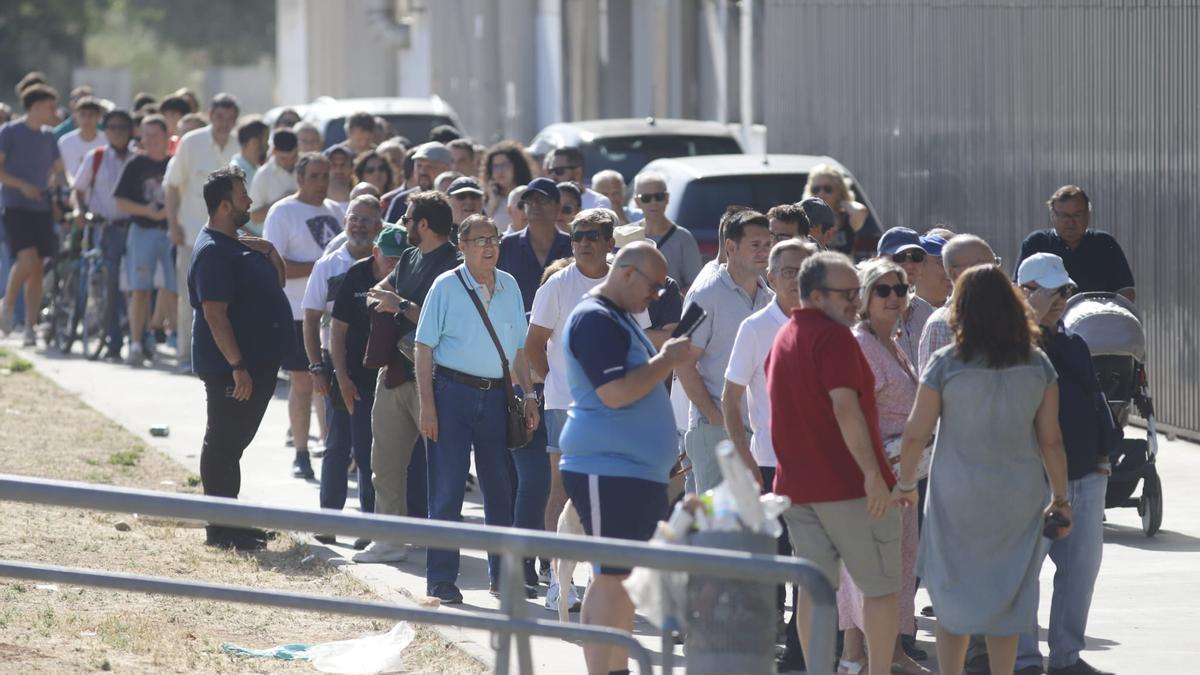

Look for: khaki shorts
[782,498,901,598]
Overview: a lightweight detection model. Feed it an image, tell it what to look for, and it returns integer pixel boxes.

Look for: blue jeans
[1017,471,1107,670]
[425,376,514,587]
[511,400,549,532]
[100,222,128,352]
[318,383,376,513]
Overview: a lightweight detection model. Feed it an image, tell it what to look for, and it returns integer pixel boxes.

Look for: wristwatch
[523,391,539,402]
[1051,495,1071,509]
[398,299,412,313]
[308,363,327,376]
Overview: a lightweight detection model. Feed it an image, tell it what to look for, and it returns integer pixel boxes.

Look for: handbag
[363,310,412,389]
[454,270,533,449]
[883,436,933,481]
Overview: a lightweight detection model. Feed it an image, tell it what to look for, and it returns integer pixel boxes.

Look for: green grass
[7,357,32,373]
[108,446,144,467]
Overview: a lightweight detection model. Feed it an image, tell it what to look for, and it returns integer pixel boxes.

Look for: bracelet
[308,363,327,375]
[522,392,539,401]
[1052,495,1070,509]
[896,480,918,493]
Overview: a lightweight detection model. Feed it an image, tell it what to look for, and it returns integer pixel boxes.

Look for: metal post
[499,551,534,675]
[660,571,675,673]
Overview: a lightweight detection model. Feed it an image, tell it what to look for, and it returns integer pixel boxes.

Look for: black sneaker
[428,582,463,605]
[901,634,928,661]
[206,528,266,551]
[352,537,371,550]
[292,453,315,479]
[775,646,806,673]
[1047,659,1113,675]
[314,534,337,545]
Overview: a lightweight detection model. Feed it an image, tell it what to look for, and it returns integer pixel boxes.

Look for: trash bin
[685,530,777,674]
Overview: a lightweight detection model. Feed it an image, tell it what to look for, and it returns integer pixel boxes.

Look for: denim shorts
[544,408,568,453]
[125,225,175,292]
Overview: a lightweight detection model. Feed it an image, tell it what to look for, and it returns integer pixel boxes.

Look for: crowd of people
[0,72,1139,675]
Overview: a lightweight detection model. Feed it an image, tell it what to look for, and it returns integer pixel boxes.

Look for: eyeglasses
[1021,284,1074,299]
[770,231,795,244]
[400,215,414,227]
[548,165,579,177]
[466,235,501,248]
[810,184,835,195]
[638,192,668,203]
[777,266,801,280]
[871,283,910,299]
[818,286,860,302]
[628,265,667,298]
[363,164,387,174]
[891,250,926,264]
[346,214,381,227]
[571,230,605,243]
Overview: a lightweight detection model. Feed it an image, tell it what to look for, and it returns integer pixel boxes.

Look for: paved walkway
[13,341,1200,672]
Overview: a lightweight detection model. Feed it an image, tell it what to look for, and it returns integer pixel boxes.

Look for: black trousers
[200,368,278,500]
[761,466,804,660]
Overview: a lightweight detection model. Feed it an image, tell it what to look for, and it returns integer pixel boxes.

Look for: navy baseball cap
[920,234,947,257]
[799,198,835,231]
[522,177,561,203]
[447,176,484,196]
[877,227,925,256]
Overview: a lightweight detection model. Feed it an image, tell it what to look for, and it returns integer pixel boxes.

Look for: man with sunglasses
[877,227,936,366]
[542,146,611,211]
[1016,185,1134,303]
[499,177,573,312]
[630,171,703,292]
[446,175,484,238]
[679,209,774,492]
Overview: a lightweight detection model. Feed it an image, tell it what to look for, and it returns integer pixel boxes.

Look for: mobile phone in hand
[672,303,707,339]
[1043,511,1070,539]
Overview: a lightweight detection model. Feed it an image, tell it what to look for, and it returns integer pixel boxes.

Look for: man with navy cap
[499,177,574,313]
[876,227,935,366]
[915,232,952,309]
[800,197,837,249]
[383,142,452,224]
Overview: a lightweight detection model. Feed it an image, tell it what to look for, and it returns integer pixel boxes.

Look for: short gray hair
[942,234,994,271]
[507,185,528,208]
[591,169,624,190]
[347,194,382,215]
[798,251,854,298]
[768,239,818,273]
[295,151,329,178]
[633,171,667,193]
[458,213,499,240]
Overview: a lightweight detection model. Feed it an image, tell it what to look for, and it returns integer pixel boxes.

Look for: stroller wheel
[1139,466,1163,537]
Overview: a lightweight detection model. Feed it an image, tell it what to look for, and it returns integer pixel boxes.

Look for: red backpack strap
[88,146,105,191]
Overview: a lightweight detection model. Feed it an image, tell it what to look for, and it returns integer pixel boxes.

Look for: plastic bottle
[715,440,766,532]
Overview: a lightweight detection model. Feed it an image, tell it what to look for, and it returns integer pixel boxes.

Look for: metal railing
[0,474,837,674]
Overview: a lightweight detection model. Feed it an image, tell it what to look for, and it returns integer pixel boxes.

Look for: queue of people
[0,71,1137,675]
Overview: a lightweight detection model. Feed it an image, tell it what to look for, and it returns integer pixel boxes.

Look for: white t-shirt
[580,188,612,211]
[301,245,357,350]
[724,301,789,467]
[529,264,649,410]
[324,230,348,256]
[263,195,344,318]
[164,126,239,240]
[58,130,106,186]
[248,158,297,225]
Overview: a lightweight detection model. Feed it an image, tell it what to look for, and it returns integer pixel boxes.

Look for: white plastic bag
[623,524,689,630]
[308,622,415,674]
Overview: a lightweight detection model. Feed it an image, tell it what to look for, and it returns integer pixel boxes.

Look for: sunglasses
[571,230,605,243]
[548,165,579,177]
[1021,284,1074,298]
[810,184,836,195]
[872,283,910,299]
[638,192,667,203]
[818,286,860,302]
[891,250,927,264]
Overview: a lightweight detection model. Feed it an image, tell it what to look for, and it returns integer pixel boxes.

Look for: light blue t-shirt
[415,264,527,379]
[558,295,677,482]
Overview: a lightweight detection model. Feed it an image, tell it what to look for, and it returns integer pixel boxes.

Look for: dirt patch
[0,365,485,674]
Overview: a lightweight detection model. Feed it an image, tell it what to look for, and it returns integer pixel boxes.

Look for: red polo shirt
[766,308,894,503]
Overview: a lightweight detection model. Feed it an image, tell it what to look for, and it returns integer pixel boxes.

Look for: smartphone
[1043,511,1070,539]
[672,303,708,339]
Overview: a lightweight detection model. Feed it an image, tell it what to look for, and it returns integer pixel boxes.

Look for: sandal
[838,657,868,675]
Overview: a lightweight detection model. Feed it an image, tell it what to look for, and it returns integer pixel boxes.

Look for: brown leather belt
[436,366,503,391]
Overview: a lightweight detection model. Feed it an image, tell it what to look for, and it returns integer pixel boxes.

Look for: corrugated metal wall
[762,0,1198,433]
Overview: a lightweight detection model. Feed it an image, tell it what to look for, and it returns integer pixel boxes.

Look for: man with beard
[188,166,292,550]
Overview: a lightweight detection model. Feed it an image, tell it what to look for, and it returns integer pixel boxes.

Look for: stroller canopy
[1063,293,1146,362]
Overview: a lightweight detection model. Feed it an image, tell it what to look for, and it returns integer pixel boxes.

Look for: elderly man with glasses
[629,170,703,293]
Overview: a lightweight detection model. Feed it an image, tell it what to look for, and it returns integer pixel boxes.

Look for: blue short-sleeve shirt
[497,228,574,313]
[188,228,295,376]
[414,264,528,379]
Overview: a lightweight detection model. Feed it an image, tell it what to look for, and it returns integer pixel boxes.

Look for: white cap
[1017,252,1076,289]
[613,223,646,248]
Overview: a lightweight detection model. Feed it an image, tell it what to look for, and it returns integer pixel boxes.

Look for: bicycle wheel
[81,259,108,358]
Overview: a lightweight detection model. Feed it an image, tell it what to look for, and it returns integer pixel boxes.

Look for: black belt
[436,366,503,391]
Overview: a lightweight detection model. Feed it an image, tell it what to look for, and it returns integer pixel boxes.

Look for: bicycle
[43,212,111,358]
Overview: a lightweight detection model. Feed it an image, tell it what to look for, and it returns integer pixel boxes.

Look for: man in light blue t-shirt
[559,241,699,675]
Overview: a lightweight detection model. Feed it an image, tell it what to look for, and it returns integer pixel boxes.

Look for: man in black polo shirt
[1015,185,1135,302]
[188,166,293,551]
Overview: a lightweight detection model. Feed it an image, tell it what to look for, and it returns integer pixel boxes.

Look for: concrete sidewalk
[14,340,1200,672]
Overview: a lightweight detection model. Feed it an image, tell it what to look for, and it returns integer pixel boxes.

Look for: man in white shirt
[542,147,611,211]
[58,96,106,184]
[165,93,240,367]
[263,152,343,479]
[525,208,654,612]
[248,129,299,234]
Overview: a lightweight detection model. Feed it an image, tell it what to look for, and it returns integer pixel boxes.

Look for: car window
[585,136,743,183]
[322,115,457,149]
[672,174,811,242]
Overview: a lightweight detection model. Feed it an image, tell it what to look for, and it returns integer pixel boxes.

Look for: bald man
[558,241,701,674]
[916,234,999,375]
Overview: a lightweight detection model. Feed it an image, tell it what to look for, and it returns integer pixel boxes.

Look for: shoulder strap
[88,146,104,191]
[656,224,678,249]
[454,269,510,372]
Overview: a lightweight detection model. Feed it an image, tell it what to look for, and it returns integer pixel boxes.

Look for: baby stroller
[1063,292,1162,536]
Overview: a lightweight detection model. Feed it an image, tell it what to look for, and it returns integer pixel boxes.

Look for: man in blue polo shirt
[559,241,700,675]
[498,176,573,313]
[414,213,540,604]
[188,166,293,551]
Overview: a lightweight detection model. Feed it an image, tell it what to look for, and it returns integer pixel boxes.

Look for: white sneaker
[544,577,581,612]
[22,327,35,347]
[351,541,408,563]
[127,345,144,367]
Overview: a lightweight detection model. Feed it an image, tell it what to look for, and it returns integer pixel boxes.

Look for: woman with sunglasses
[481,141,535,232]
[555,181,581,234]
[353,150,394,194]
[834,259,931,675]
[803,163,869,257]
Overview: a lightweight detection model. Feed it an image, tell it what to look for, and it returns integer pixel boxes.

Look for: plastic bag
[308,622,416,674]
[623,523,689,631]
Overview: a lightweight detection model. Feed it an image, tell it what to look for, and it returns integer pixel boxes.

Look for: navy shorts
[3,207,57,258]
[280,320,310,372]
[561,470,668,576]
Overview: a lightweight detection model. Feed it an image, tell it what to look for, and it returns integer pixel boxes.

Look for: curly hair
[949,264,1039,368]
[481,140,535,191]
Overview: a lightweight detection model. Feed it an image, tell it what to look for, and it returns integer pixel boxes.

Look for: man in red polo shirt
[766,250,899,675]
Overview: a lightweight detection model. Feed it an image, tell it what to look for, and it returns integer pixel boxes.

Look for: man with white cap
[1014,253,1114,675]
[876,227,935,366]
[383,142,452,224]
